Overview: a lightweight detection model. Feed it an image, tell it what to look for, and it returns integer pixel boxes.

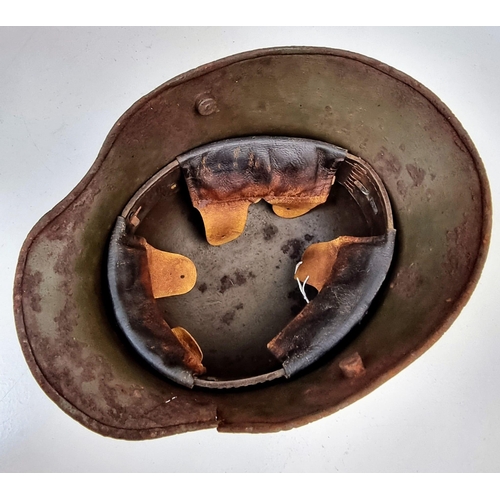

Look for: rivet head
[196,96,217,116]
[339,352,365,378]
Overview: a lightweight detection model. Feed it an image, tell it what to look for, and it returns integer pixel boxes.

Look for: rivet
[196,96,217,116]
[339,352,365,378]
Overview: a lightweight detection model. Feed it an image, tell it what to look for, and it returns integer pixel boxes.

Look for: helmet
[14,47,491,439]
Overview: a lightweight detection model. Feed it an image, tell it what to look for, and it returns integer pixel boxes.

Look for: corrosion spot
[234,271,247,286]
[391,264,423,299]
[397,180,408,198]
[442,214,475,276]
[406,163,426,187]
[198,283,207,293]
[281,238,306,260]
[263,223,278,241]
[221,310,236,325]
[373,147,403,178]
[23,271,43,313]
[218,271,248,293]
[219,275,233,294]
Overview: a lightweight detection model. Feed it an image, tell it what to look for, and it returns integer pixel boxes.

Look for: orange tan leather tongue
[202,199,323,245]
[271,200,325,219]
[171,326,205,375]
[198,200,252,246]
[145,242,197,298]
[295,236,369,292]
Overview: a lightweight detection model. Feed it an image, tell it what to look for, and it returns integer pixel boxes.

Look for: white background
[1,27,499,472]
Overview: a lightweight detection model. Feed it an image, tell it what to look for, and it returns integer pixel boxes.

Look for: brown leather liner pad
[268,230,396,377]
[178,137,346,245]
[108,217,205,387]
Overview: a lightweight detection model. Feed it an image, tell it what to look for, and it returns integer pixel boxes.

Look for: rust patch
[397,180,408,199]
[262,223,278,241]
[406,163,426,187]
[234,271,247,286]
[373,146,403,178]
[218,271,247,293]
[390,263,424,299]
[281,238,306,260]
[221,310,236,326]
[442,214,475,277]
[23,271,43,313]
[45,186,99,245]
[219,275,233,294]
[198,282,208,293]
[54,298,79,337]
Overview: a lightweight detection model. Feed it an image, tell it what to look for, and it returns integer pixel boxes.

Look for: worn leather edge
[178,136,345,205]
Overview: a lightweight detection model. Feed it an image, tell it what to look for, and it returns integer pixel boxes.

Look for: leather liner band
[107,137,395,389]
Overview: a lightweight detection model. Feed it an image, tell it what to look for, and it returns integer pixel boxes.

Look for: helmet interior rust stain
[13,47,491,440]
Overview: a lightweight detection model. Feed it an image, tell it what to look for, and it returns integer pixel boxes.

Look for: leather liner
[268,231,396,376]
[108,217,202,388]
[107,137,395,389]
